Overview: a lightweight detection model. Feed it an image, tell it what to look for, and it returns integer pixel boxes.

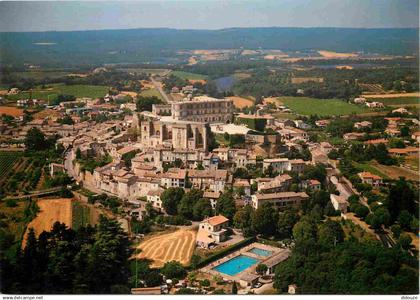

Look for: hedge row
[194,236,256,269]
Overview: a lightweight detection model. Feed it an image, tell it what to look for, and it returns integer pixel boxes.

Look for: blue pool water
[213,255,259,276]
[248,247,273,257]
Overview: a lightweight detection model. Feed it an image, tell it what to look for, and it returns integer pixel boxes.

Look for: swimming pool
[213,255,259,276]
[248,247,273,257]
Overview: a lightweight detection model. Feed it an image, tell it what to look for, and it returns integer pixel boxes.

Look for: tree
[192,198,213,221]
[145,270,162,287]
[161,187,184,215]
[397,234,412,250]
[397,210,413,230]
[25,127,47,151]
[251,202,278,237]
[161,261,186,280]
[390,224,402,239]
[354,205,369,219]
[232,281,238,294]
[233,205,253,235]
[388,178,416,222]
[136,96,162,112]
[318,220,344,247]
[256,264,268,275]
[76,148,82,159]
[216,191,236,220]
[292,216,317,242]
[178,189,203,219]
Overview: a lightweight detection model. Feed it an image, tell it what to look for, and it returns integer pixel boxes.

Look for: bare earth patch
[0,106,24,117]
[370,161,419,181]
[318,50,358,58]
[136,228,197,268]
[227,96,254,108]
[23,198,73,247]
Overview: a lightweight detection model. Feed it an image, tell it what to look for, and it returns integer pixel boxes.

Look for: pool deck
[201,242,290,283]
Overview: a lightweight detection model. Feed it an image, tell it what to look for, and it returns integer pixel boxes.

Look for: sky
[0,0,418,32]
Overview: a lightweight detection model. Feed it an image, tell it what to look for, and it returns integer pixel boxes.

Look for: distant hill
[0,27,418,66]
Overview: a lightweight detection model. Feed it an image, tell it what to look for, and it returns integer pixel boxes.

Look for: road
[150,76,172,103]
[4,187,63,200]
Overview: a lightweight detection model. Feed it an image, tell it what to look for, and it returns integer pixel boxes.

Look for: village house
[233,179,251,196]
[263,158,307,174]
[358,172,383,187]
[353,97,367,104]
[392,107,409,115]
[366,101,384,108]
[196,215,230,249]
[343,132,365,141]
[300,179,321,191]
[255,174,292,194]
[330,194,348,213]
[388,147,419,157]
[160,168,187,188]
[411,131,420,143]
[187,169,231,193]
[354,121,372,130]
[364,138,388,145]
[251,191,309,209]
[315,119,330,128]
[203,191,221,210]
[146,188,164,211]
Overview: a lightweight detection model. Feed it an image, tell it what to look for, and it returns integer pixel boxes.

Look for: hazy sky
[0,0,418,32]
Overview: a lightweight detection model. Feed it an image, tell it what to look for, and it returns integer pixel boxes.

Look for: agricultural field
[227,96,253,108]
[370,161,419,181]
[0,151,22,179]
[22,198,73,247]
[0,154,46,195]
[366,96,419,106]
[72,200,101,230]
[171,70,208,80]
[404,155,419,172]
[138,88,163,100]
[11,70,71,80]
[6,84,109,102]
[278,96,368,116]
[136,228,197,268]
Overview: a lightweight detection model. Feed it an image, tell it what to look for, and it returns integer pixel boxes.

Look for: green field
[367,96,419,105]
[72,201,91,230]
[6,84,109,102]
[171,70,208,80]
[279,97,368,116]
[11,71,71,80]
[138,88,163,100]
[353,161,389,179]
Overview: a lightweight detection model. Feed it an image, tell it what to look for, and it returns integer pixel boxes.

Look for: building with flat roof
[171,96,234,123]
[251,191,309,209]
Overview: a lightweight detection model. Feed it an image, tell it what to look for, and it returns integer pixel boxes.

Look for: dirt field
[0,106,24,117]
[23,198,73,247]
[364,92,420,98]
[318,50,358,58]
[188,79,207,85]
[136,228,197,268]
[33,109,61,119]
[120,91,138,98]
[263,97,279,105]
[227,96,254,108]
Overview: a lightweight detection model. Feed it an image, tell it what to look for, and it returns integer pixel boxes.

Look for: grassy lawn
[171,70,208,80]
[6,83,109,102]
[353,161,390,179]
[278,96,368,116]
[404,155,419,172]
[138,88,163,100]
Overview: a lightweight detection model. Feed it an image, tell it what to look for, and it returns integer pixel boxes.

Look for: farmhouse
[330,194,348,213]
[196,215,229,248]
[358,172,383,187]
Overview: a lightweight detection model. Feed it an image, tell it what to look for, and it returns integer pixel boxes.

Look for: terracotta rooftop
[204,215,229,226]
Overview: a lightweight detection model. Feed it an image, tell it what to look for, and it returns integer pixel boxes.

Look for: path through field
[136,228,197,268]
[22,198,73,247]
